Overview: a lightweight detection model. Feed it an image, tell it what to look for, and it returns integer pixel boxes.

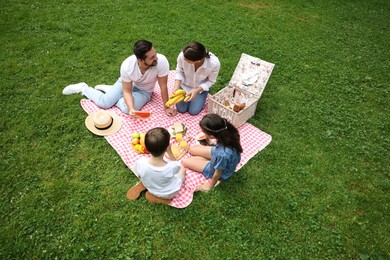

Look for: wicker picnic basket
[208,53,275,127]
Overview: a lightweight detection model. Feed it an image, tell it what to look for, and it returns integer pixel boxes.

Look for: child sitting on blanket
[127,127,186,204]
[183,114,243,191]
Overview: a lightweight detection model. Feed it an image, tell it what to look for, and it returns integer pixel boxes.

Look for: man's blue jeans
[82,78,152,114]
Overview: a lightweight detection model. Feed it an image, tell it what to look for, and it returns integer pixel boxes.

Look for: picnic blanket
[80,70,272,208]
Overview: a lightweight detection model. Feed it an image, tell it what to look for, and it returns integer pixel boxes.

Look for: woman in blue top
[183,114,243,191]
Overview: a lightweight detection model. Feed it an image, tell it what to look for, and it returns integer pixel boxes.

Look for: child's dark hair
[145,127,170,157]
[200,114,243,153]
[183,42,210,62]
[133,40,153,60]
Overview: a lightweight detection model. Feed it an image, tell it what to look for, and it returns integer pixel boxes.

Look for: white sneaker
[94,84,112,93]
[62,82,88,95]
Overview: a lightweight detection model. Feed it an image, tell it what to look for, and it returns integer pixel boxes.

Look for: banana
[165,95,185,107]
[175,89,186,95]
[166,89,187,107]
[169,89,186,99]
[184,95,191,102]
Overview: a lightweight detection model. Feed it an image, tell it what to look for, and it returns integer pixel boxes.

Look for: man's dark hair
[133,40,153,60]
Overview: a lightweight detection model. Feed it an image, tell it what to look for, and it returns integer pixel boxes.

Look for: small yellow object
[138,145,146,154]
[140,133,146,146]
[132,132,140,139]
[175,133,183,142]
[179,140,188,149]
[134,144,142,153]
[132,138,140,145]
[172,147,180,156]
[166,94,185,107]
[169,89,186,99]
[184,95,191,102]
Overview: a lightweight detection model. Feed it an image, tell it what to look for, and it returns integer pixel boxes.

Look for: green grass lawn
[1,0,389,258]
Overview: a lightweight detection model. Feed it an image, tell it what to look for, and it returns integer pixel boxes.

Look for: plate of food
[168,122,187,138]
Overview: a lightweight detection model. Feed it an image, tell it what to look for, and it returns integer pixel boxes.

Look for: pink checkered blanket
[80,71,272,208]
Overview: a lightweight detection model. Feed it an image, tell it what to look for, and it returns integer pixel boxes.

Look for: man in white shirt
[63,40,177,116]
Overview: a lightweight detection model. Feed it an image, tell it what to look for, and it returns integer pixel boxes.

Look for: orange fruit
[134,144,142,153]
[140,145,147,154]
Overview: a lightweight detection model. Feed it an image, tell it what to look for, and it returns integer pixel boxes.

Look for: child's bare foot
[195,180,221,192]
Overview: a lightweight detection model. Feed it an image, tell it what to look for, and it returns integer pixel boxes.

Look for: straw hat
[85,110,122,136]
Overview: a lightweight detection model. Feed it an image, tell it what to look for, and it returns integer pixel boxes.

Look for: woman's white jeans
[82,78,152,114]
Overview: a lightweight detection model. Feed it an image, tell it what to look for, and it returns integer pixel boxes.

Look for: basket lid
[228,53,275,97]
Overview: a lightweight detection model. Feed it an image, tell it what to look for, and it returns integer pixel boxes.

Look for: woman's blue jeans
[175,90,208,115]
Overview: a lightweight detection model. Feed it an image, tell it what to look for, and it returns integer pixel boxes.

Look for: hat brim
[85,110,123,136]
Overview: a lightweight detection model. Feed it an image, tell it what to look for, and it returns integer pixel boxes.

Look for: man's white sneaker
[94,84,113,93]
[62,82,88,95]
